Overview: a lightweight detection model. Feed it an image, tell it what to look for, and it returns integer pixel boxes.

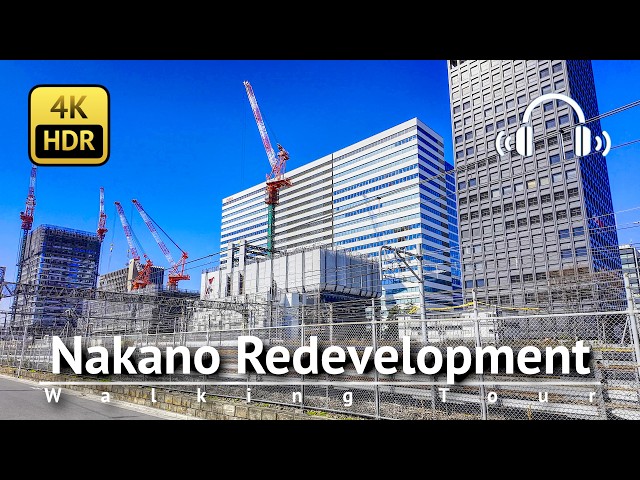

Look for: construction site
[1,79,640,421]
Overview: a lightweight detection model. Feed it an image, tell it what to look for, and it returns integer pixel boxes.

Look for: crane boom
[97,187,108,242]
[244,80,277,172]
[114,201,152,290]
[114,201,141,268]
[131,199,189,290]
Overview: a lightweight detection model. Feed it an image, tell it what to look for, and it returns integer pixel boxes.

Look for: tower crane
[114,201,152,291]
[243,80,292,254]
[96,187,108,242]
[131,199,189,291]
[15,166,37,285]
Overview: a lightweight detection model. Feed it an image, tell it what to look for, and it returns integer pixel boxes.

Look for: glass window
[465,132,473,140]
[552,172,563,183]
[456,150,464,159]
[552,63,562,73]
[539,176,549,186]
[566,169,577,180]
[466,146,474,155]
[570,207,581,217]
[517,94,527,105]
[514,182,524,192]
[546,119,556,129]
[565,150,574,160]
[550,154,560,164]
[486,124,494,133]
[465,280,473,288]
[568,187,579,198]
[559,114,569,125]
[508,115,517,125]
[541,194,551,204]
[503,203,514,212]
[557,210,567,220]
[453,105,461,114]
[527,179,537,189]
[558,229,570,239]
[555,79,565,90]
[540,68,549,78]
[463,101,470,110]
[458,181,467,190]
[503,185,512,195]
[476,279,485,287]
[573,226,584,237]
[561,249,572,259]
[543,102,553,112]
[495,104,504,113]
[468,178,477,187]
[506,99,515,109]
[496,119,505,129]
[542,85,552,94]
[575,247,587,257]
[491,188,500,199]
[455,135,463,144]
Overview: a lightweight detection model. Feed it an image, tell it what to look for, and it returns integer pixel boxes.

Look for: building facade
[447,60,622,309]
[11,224,101,327]
[219,118,461,309]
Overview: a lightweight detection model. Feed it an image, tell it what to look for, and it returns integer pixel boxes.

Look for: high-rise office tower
[219,118,461,308]
[447,60,621,309]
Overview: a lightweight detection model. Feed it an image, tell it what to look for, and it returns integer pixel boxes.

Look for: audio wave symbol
[493,93,612,158]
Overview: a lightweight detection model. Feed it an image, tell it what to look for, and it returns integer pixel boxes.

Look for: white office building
[219,118,461,308]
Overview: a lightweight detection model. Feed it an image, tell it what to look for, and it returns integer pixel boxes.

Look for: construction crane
[131,199,189,291]
[114,201,152,291]
[15,166,37,285]
[243,80,292,254]
[96,187,108,242]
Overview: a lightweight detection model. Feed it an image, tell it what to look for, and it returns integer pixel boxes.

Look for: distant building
[98,259,165,293]
[620,244,640,305]
[12,225,101,327]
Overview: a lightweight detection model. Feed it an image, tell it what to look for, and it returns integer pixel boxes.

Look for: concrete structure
[620,244,640,305]
[203,242,380,302]
[98,259,165,293]
[447,60,622,309]
[219,118,461,310]
[11,225,101,327]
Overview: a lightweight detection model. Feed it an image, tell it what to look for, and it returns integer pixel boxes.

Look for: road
[0,374,196,420]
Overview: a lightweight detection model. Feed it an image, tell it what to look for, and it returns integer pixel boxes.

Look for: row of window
[458,172,578,206]
[460,190,580,220]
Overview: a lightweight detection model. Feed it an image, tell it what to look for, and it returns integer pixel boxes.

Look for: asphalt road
[0,374,195,420]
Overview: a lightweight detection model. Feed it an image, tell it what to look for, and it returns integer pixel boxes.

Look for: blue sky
[1,60,640,302]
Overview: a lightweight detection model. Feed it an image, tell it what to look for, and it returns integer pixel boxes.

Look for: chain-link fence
[1,276,639,420]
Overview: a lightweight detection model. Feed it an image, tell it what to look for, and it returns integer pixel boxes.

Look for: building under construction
[11,224,101,328]
[98,259,165,293]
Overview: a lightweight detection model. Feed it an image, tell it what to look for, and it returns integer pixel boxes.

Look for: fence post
[623,273,640,383]
[472,290,488,420]
[0,330,5,366]
[300,299,305,409]
[17,324,28,377]
[372,298,380,419]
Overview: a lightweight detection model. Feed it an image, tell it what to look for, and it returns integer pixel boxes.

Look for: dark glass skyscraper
[447,60,621,310]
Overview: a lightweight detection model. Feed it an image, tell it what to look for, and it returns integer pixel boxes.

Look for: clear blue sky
[1,60,640,301]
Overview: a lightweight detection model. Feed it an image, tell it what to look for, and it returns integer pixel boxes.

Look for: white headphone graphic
[494,93,611,158]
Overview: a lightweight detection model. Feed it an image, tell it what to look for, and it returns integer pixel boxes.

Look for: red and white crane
[114,201,152,291]
[15,166,37,285]
[243,80,292,253]
[131,199,189,291]
[96,187,108,242]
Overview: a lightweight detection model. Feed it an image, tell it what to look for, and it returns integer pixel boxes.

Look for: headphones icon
[494,93,611,158]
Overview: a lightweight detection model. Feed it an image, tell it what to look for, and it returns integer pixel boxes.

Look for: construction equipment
[15,166,37,285]
[243,80,292,254]
[114,201,152,291]
[131,199,189,291]
[96,187,108,242]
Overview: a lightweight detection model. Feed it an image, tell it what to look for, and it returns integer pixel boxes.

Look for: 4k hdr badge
[29,85,110,166]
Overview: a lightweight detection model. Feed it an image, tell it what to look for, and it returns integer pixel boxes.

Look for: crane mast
[131,199,189,291]
[97,187,108,242]
[243,81,292,254]
[114,201,152,291]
